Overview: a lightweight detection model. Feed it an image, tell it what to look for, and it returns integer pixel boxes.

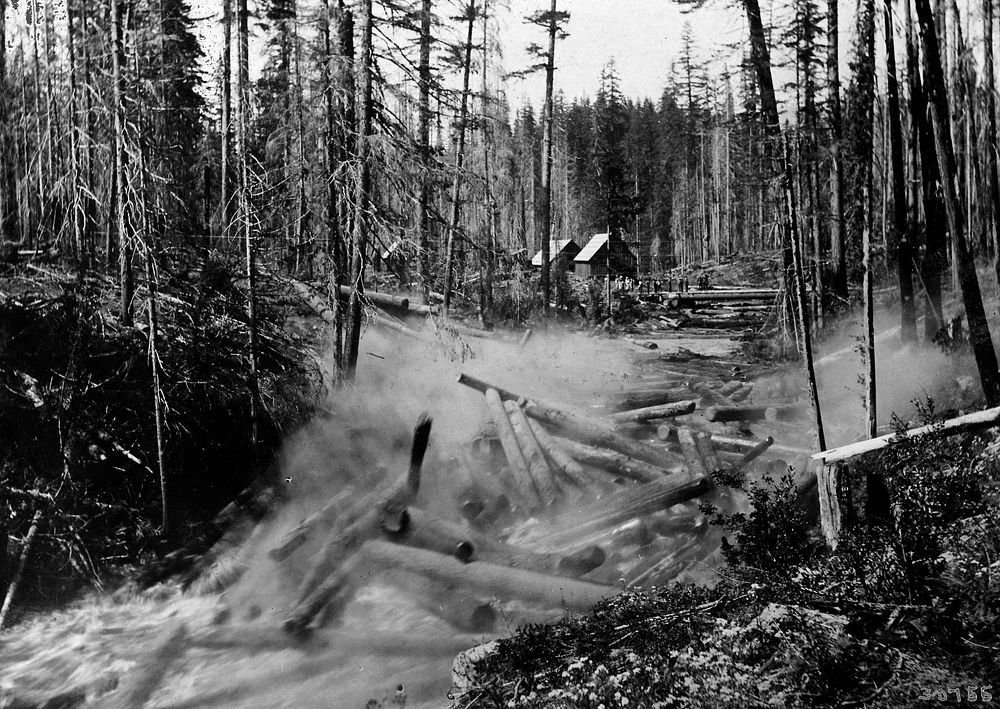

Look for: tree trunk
[220,0,232,237]
[985,0,1000,283]
[783,138,827,451]
[112,0,133,326]
[344,0,372,379]
[885,0,916,342]
[236,0,259,443]
[906,0,946,338]
[826,0,847,300]
[915,0,1000,405]
[418,0,432,302]
[442,5,476,316]
[539,0,558,314]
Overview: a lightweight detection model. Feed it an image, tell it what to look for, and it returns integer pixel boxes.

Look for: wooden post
[816,462,842,548]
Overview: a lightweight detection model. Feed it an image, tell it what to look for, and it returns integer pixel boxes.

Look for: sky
[496,0,750,107]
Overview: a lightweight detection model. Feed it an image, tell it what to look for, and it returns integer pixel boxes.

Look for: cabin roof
[530,239,579,266]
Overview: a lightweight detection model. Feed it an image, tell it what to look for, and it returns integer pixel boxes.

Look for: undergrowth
[455,400,1000,707]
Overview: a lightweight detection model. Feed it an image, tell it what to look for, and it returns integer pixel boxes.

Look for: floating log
[607,400,696,424]
[557,437,684,483]
[287,414,431,626]
[505,401,561,504]
[525,403,678,469]
[710,433,812,459]
[400,506,604,578]
[533,475,712,549]
[730,436,774,471]
[0,509,42,630]
[384,507,475,562]
[359,540,615,612]
[106,620,188,709]
[705,403,805,423]
[484,389,539,509]
[524,417,592,488]
[688,382,730,406]
[519,328,533,349]
[381,569,497,632]
[676,428,709,477]
[693,432,721,472]
[457,373,534,405]
[812,406,1000,463]
[284,557,360,633]
[269,489,352,561]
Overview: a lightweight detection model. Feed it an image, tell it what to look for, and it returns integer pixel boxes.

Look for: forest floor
[1,253,998,708]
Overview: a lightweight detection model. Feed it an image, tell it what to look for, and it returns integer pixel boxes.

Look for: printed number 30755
[918,686,993,702]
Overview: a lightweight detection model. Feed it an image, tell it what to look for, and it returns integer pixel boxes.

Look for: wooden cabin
[573,233,637,278]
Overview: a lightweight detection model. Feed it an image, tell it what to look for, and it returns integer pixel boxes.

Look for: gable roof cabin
[574,233,637,277]
[530,239,581,268]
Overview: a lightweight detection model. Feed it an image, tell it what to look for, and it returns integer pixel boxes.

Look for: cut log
[337,284,409,310]
[812,405,1000,463]
[693,432,721,472]
[557,437,685,483]
[484,389,540,508]
[106,620,188,709]
[524,402,677,469]
[358,540,615,611]
[269,489,352,562]
[458,373,533,405]
[730,436,773,471]
[504,401,561,504]
[531,475,712,549]
[381,569,497,632]
[524,417,592,488]
[618,387,693,410]
[398,506,605,578]
[688,382,730,406]
[287,414,431,625]
[384,507,476,562]
[676,428,709,477]
[607,400,697,424]
[705,403,805,423]
[284,557,360,634]
[710,433,812,459]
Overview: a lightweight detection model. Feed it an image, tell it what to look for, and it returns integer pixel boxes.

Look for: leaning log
[269,489,352,561]
[676,428,709,477]
[287,414,431,623]
[693,432,722,472]
[484,389,540,508]
[608,400,697,424]
[730,436,774,471]
[524,417,593,488]
[535,475,711,549]
[0,509,42,629]
[505,401,561,504]
[556,437,685,483]
[457,372,534,405]
[524,402,676,469]
[358,540,615,612]
[812,405,1000,463]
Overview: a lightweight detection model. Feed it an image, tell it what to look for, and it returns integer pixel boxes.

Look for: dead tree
[915,0,1000,405]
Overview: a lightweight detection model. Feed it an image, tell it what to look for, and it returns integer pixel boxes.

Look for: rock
[451,640,499,697]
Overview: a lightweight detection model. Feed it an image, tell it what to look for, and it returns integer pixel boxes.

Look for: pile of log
[626,282,780,335]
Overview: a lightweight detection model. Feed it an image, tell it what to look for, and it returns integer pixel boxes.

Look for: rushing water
[1,328,743,708]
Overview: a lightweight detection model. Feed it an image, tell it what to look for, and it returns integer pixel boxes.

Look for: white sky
[497,0,749,107]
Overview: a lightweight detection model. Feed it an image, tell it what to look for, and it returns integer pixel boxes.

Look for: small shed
[531,239,581,272]
[574,233,637,278]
